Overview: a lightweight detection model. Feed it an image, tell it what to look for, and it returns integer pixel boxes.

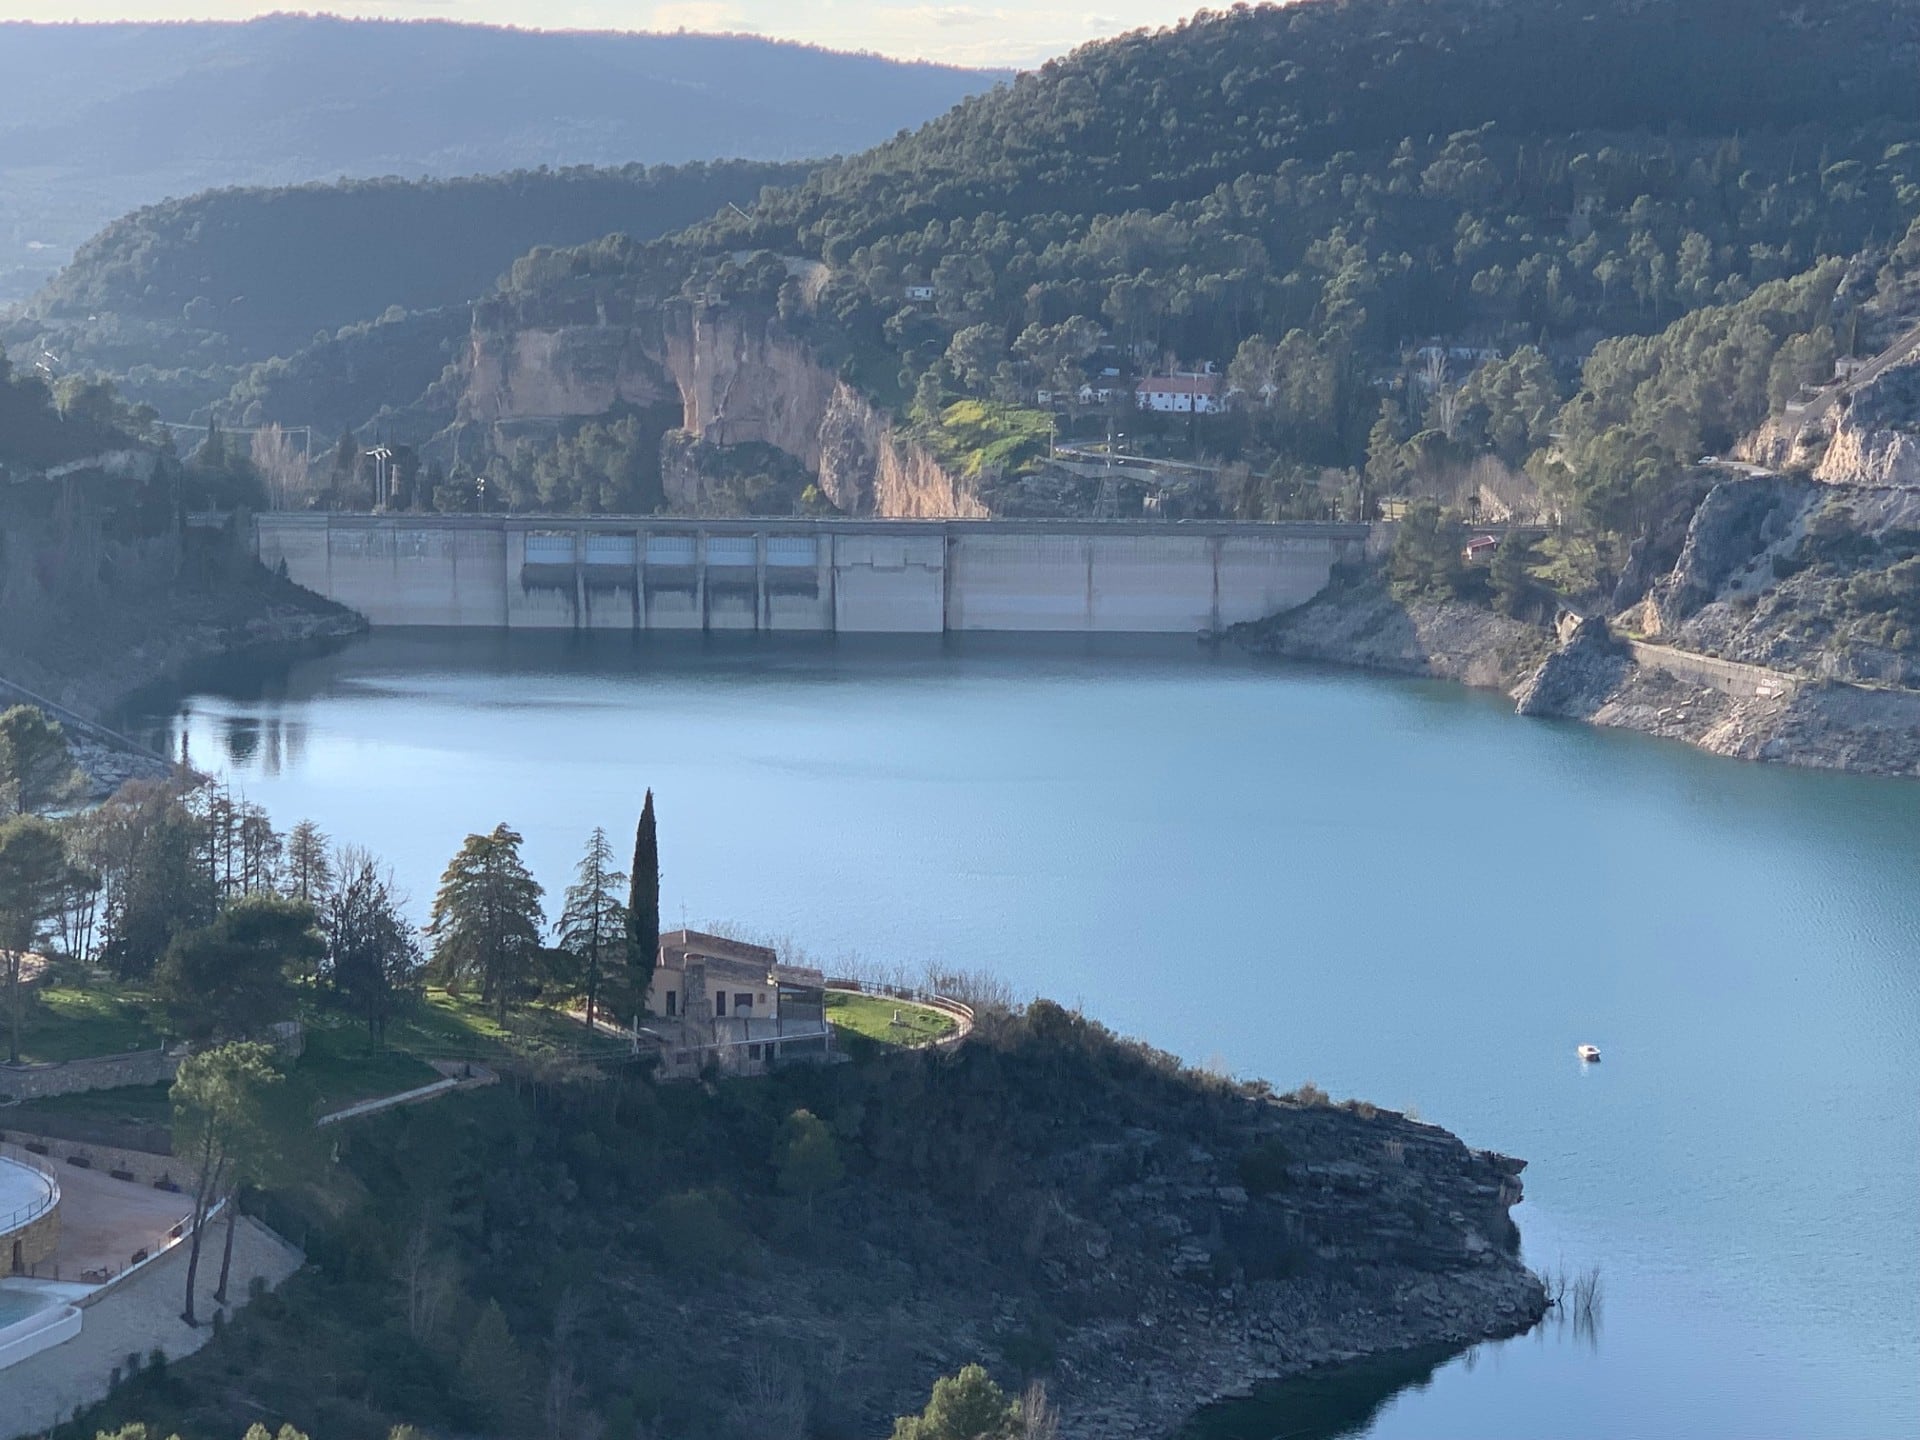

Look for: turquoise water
[130,631,1920,1439]
[0,1287,52,1329]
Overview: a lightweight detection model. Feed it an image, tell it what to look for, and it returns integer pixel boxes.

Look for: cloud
[648,1,753,32]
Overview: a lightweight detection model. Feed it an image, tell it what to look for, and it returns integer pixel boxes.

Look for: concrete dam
[254,514,1368,634]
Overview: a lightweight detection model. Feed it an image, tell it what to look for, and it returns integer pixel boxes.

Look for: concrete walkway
[314,1058,497,1127]
[0,1215,302,1439]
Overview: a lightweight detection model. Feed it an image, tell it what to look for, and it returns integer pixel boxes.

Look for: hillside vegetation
[457,0,1920,536]
[0,16,1002,304]
[72,1004,1538,1440]
[4,161,818,419]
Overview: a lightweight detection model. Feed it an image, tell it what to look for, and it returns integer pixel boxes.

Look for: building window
[714,992,726,1017]
[665,990,677,1017]
[735,993,753,1013]
[748,1044,763,1061]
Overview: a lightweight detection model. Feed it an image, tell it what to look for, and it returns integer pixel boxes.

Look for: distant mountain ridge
[20,162,817,364]
[0,16,1006,303]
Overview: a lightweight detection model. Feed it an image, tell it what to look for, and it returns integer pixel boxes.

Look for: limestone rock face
[460,318,675,423]
[1817,416,1920,488]
[1642,478,1817,635]
[454,295,976,517]
[1814,357,1920,487]
[1513,615,1629,718]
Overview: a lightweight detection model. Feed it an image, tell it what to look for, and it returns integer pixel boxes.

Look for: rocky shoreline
[0,566,364,794]
[1045,1097,1547,1438]
[1235,557,1920,778]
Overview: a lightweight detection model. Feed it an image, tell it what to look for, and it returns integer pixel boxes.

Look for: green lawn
[290,1023,442,1113]
[6,976,625,1134]
[291,989,631,1113]
[1,1081,174,1135]
[382,987,628,1062]
[825,991,958,1049]
[13,983,165,1064]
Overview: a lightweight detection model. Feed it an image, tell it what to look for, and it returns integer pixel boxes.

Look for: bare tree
[400,1218,461,1342]
[251,424,312,511]
[1021,1381,1060,1440]
[727,1348,807,1440]
[1417,349,1462,438]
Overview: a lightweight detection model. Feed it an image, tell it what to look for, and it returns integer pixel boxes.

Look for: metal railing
[0,1141,60,1236]
[822,980,976,1046]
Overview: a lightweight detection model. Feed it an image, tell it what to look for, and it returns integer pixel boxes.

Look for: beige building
[642,930,832,1078]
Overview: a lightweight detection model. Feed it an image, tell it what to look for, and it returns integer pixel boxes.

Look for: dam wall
[255,514,1367,635]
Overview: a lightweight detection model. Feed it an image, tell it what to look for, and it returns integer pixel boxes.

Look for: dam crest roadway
[255,514,1370,635]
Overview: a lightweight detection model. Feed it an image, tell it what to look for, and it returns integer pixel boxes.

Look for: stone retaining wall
[0,1048,180,1102]
[1625,640,1799,700]
[0,1143,61,1271]
[4,1206,60,1270]
[0,1131,186,1190]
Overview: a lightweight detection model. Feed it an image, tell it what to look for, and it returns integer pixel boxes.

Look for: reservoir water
[127,631,1920,1439]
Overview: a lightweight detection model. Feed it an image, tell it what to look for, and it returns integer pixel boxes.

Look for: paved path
[42,1162,193,1280]
[314,1059,496,1127]
[0,1216,302,1439]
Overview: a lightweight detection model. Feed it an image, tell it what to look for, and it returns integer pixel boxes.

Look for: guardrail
[0,1140,60,1235]
[0,675,173,766]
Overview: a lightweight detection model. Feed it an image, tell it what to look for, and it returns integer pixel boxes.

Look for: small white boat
[1577,1044,1602,1063]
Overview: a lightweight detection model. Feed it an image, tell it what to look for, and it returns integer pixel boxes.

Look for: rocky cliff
[1637,474,1920,687]
[455,292,981,517]
[1237,475,1920,777]
[1814,357,1920,487]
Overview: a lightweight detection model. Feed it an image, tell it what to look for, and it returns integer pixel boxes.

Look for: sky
[0,1,1220,67]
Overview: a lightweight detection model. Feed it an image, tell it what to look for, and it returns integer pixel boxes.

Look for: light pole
[366,445,393,509]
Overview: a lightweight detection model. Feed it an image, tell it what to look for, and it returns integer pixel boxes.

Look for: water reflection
[224,714,261,766]
[1180,1347,1455,1440]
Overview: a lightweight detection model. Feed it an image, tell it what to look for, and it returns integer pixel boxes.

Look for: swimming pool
[0,1287,52,1327]
[0,1282,83,1372]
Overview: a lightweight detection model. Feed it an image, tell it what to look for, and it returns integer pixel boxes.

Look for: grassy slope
[825,991,957,1048]
[12,981,164,1063]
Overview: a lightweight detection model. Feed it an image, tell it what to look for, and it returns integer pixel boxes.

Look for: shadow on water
[1177,1347,1458,1440]
[1179,1297,1603,1440]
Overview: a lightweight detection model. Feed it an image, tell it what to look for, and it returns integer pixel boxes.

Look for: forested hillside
[23,162,814,364]
[460,0,1920,543]
[4,161,817,422]
[0,16,1002,304]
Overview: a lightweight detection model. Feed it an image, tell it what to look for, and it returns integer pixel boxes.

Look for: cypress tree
[627,791,660,1015]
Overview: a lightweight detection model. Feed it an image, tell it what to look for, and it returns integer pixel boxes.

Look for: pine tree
[627,792,660,1015]
[324,847,424,1042]
[172,1042,282,1327]
[459,1300,531,1434]
[557,827,626,1030]
[428,824,545,1025]
[0,815,72,1064]
[0,705,78,817]
[284,820,333,905]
